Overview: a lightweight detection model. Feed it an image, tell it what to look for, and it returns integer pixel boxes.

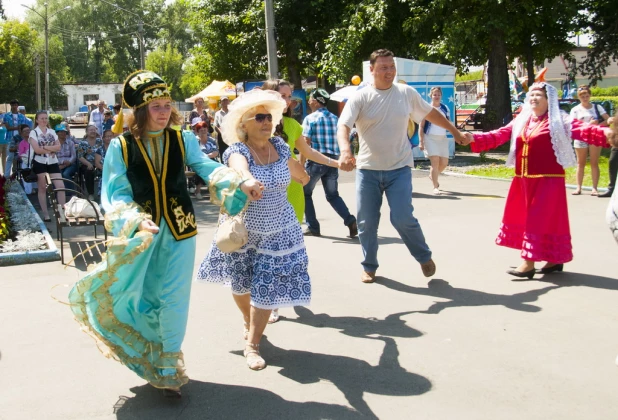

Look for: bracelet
[327,157,332,166]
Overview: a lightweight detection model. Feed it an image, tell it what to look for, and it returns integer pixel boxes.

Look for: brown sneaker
[420,259,436,277]
[361,271,376,283]
[348,221,358,238]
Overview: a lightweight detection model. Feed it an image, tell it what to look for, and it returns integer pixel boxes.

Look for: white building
[61,82,123,117]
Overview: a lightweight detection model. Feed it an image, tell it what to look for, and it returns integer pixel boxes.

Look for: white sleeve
[409,88,433,124]
[338,95,361,129]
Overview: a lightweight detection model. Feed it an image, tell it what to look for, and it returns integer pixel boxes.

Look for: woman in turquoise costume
[68,71,263,398]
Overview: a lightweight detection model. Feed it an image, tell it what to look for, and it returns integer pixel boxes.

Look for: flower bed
[0,176,10,243]
[0,175,60,265]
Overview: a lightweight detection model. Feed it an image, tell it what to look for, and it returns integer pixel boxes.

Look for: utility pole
[138,20,145,69]
[35,55,42,110]
[264,0,278,79]
[21,3,71,111]
[98,0,145,69]
[44,2,49,111]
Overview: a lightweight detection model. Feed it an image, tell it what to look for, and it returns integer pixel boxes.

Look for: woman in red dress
[463,83,612,278]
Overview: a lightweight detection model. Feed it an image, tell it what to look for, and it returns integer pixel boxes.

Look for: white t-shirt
[570,103,607,123]
[427,105,448,136]
[29,126,59,165]
[339,83,432,170]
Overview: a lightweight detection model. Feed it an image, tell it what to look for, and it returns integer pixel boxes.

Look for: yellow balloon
[351,75,361,85]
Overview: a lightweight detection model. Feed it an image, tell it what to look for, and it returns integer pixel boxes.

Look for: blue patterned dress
[197,137,311,309]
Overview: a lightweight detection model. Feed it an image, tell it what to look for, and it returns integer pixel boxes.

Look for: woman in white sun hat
[197,89,311,371]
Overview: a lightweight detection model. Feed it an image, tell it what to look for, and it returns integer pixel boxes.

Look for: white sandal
[268,309,279,324]
[244,343,266,370]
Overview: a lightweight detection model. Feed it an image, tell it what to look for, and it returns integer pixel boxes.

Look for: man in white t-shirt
[337,49,465,283]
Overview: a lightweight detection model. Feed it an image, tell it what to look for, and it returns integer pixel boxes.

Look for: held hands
[461,132,474,146]
[240,179,264,201]
[338,150,356,172]
[138,219,160,234]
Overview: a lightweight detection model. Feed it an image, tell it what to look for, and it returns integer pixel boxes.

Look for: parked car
[69,111,89,125]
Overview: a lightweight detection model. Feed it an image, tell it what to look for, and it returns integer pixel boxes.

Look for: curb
[0,183,61,266]
[413,168,610,193]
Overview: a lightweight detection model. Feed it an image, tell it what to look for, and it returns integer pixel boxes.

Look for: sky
[4,0,36,19]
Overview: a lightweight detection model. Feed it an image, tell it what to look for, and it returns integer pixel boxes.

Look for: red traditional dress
[472,114,608,263]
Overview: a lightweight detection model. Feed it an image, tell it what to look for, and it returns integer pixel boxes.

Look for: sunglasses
[247,113,273,123]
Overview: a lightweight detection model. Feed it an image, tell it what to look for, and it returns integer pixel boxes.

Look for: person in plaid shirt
[301,88,357,238]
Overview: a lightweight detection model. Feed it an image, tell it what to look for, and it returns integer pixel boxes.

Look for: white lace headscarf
[506,82,577,168]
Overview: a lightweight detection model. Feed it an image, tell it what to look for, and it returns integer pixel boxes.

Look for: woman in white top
[28,111,65,221]
[419,87,450,195]
[570,85,610,196]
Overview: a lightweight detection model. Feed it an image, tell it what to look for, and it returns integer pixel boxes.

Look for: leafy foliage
[577,0,618,85]
[145,44,184,100]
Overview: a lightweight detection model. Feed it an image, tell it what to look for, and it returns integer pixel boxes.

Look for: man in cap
[17,106,33,128]
[2,99,29,176]
[301,88,357,238]
[55,124,77,185]
[214,96,230,157]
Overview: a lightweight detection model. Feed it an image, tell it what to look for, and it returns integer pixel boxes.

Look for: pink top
[18,139,30,156]
[471,117,608,153]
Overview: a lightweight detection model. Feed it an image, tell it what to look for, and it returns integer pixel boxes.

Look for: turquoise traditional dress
[69,128,247,389]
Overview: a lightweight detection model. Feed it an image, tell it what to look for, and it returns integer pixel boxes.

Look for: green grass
[465,153,611,188]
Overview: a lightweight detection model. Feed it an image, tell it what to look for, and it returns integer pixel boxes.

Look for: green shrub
[591,86,618,97]
[25,113,64,128]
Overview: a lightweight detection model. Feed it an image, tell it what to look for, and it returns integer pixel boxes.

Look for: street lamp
[97,0,145,69]
[11,35,41,110]
[21,3,71,111]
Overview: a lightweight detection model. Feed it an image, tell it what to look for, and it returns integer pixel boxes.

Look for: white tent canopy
[185,80,237,103]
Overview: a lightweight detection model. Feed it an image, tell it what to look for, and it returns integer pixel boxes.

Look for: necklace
[246,142,271,166]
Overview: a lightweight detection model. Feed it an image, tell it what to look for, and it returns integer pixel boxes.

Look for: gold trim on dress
[119,135,129,168]
[69,229,188,388]
[161,131,197,240]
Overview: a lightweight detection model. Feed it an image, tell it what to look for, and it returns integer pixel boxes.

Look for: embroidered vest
[119,129,197,240]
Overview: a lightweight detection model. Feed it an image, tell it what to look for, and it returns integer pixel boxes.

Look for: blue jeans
[356,166,431,272]
[61,162,78,190]
[304,159,355,234]
[4,153,14,178]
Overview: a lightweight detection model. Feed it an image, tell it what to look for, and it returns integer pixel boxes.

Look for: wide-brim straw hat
[221,89,286,145]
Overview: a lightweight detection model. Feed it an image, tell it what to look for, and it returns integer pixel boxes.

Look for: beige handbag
[64,196,102,218]
[215,212,248,253]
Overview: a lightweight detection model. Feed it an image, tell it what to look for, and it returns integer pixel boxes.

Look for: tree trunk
[484,30,512,131]
[526,39,535,87]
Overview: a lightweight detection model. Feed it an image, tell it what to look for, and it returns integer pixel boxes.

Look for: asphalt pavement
[1,171,617,420]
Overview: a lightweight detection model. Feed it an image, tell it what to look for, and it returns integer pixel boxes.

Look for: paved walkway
[1,171,617,420]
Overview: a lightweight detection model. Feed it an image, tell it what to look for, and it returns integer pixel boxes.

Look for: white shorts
[574,140,589,149]
[423,134,449,158]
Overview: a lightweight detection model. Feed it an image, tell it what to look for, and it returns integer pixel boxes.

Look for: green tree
[577,0,618,85]
[0,19,67,109]
[145,44,184,100]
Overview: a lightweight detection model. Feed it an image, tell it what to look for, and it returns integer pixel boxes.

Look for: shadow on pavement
[376,277,560,314]
[523,271,618,291]
[285,307,422,339]
[412,191,504,200]
[114,380,361,420]
[315,235,402,245]
[229,335,431,418]
[68,240,106,271]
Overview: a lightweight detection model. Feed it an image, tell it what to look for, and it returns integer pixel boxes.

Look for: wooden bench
[45,174,107,264]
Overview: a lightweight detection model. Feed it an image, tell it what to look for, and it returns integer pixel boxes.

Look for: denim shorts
[573,140,589,149]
